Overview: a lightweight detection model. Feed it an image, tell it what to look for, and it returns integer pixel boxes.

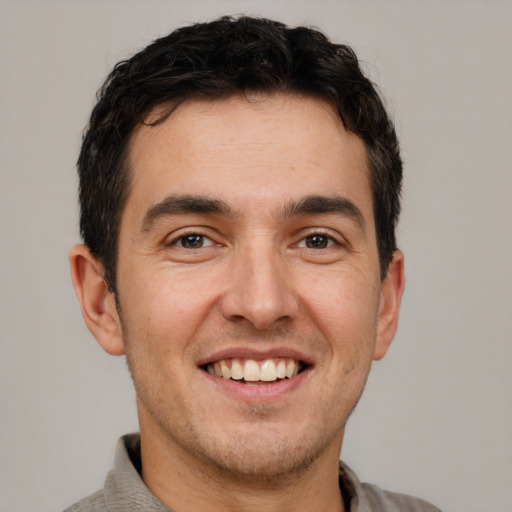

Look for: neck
[139,423,345,512]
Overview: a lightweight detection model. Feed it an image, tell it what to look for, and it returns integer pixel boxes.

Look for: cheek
[305,270,379,324]
[303,277,378,424]
[120,267,221,352]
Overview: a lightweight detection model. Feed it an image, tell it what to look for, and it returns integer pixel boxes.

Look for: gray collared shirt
[64,434,441,512]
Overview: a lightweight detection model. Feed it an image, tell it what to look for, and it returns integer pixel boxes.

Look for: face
[104,94,402,480]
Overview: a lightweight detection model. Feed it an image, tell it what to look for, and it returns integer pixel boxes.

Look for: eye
[172,234,215,249]
[298,233,336,249]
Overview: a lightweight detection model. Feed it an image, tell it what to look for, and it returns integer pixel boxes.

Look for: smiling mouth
[203,358,307,383]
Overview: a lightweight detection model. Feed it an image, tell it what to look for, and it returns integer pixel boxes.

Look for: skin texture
[70,93,405,512]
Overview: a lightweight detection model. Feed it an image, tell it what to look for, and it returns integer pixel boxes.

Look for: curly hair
[78,15,402,292]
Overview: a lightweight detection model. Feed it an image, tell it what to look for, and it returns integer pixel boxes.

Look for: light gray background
[1,1,511,511]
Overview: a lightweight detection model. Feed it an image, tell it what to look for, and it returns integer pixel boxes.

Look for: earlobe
[69,245,125,356]
[373,250,405,361]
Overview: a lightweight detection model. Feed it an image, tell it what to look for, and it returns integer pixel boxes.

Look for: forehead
[125,93,372,223]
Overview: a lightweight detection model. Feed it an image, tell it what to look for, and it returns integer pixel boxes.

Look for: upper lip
[196,346,314,367]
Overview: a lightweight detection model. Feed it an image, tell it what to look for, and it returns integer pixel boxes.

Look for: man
[67,15,440,512]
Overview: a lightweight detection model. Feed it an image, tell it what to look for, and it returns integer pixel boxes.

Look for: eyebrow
[142,195,233,230]
[282,195,366,230]
[141,193,366,232]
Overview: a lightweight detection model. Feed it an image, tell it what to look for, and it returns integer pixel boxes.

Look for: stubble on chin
[167,419,340,489]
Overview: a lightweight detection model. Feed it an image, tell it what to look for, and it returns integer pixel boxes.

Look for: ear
[69,245,125,355]
[373,249,405,361]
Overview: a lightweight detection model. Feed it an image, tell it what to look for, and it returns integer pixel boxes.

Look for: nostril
[220,261,299,330]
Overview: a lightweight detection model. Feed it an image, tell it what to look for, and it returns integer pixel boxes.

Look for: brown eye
[304,234,332,249]
[174,234,213,249]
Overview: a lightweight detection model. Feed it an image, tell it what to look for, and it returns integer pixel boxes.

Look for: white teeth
[231,358,244,380]
[260,360,277,381]
[276,360,286,379]
[213,361,223,377]
[220,360,230,379]
[244,360,260,381]
[286,360,298,378]
[205,358,302,382]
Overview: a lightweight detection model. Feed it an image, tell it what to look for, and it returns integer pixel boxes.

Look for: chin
[183,422,339,485]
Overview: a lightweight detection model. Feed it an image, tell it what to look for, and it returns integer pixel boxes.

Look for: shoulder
[339,461,442,512]
[62,489,106,512]
[358,482,442,512]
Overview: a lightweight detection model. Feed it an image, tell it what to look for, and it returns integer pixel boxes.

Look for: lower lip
[201,367,311,402]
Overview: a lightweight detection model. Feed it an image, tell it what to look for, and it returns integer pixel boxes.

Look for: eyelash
[296,231,341,249]
[165,229,344,251]
[167,230,216,249]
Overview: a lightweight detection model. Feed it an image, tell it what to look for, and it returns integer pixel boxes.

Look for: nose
[221,241,299,330]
